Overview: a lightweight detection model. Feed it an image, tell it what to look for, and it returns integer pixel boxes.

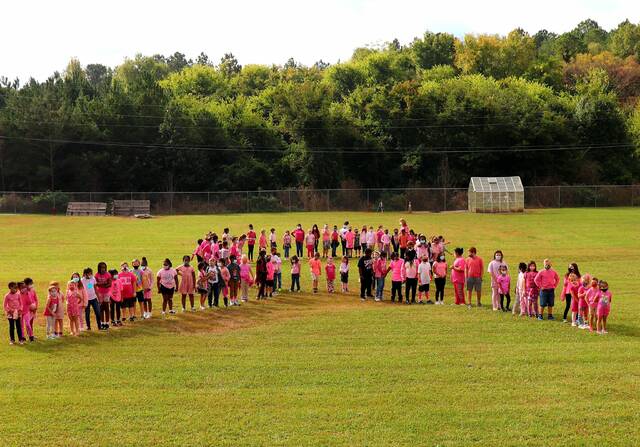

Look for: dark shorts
[419,284,430,292]
[265,280,274,288]
[123,297,136,308]
[136,291,145,303]
[466,277,482,292]
[540,289,555,307]
[197,287,208,295]
[340,272,348,283]
[159,285,175,296]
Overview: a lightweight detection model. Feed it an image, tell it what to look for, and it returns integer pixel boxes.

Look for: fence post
[594,186,598,207]
[13,191,17,214]
[288,189,292,212]
[367,189,370,211]
[89,191,92,203]
[327,189,330,211]
[246,191,249,213]
[443,188,447,212]
[557,186,561,208]
[207,192,210,214]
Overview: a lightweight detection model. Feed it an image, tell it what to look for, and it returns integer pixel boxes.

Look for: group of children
[3,219,614,344]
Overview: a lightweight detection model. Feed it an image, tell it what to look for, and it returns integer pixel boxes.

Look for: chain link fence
[0,185,638,215]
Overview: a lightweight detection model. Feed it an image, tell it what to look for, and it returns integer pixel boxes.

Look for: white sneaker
[571,322,577,327]
[161,311,166,317]
[181,308,186,313]
[200,306,205,311]
[191,307,196,312]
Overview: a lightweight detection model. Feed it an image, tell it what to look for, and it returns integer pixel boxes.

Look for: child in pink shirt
[325,257,336,293]
[43,284,59,339]
[20,278,38,342]
[109,269,123,326]
[586,277,601,331]
[389,253,405,303]
[4,282,24,344]
[265,255,275,298]
[239,255,254,302]
[309,253,322,293]
[496,265,511,312]
[290,256,301,292]
[66,281,82,336]
[259,230,268,251]
[596,280,612,334]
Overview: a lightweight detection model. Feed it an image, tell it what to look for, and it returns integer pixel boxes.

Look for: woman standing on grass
[487,250,507,311]
[157,259,178,316]
[561,263,581,323]
[312,224,320,255]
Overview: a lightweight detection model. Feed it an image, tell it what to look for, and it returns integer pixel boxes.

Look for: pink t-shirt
[374,258,387,278]
[404,260,418,279]
[465,256,484,278]
[451,257,466,284]
[325,263,336,281]
[345,231,355,249]
[95,271,112,294]
[597,290,612,308]
[534,269,560,290]
[497,274,511,294]
[586,286,600,306]
[306,233,316,246]
[4,291,22,318]
[240,263,252,281]
[433,261,447,278]
[157,268,177,288]
[291,262,301,275]
[309,259,322,275]
[110,278,122,302]
[119,271,137,298]
[266,262,275,280]
[390,259,404,282]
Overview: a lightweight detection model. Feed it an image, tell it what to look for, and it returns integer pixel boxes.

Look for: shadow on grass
[20,291,370,354]
[609,323,640,339]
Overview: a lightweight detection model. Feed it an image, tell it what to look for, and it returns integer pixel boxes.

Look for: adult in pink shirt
[292,224,305,258]
[464,247,484,307]
[451,248,466,305]
[534,259,560,320]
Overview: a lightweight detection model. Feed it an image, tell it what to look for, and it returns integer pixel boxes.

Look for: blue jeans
[275,272,282,289]
[376,277,385,299]
[284,245,290,259]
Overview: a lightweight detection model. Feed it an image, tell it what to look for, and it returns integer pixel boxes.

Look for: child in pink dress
[325,257,336,293]
[177,255,196,312]
[525,262,539,317]
[596,280,612,334]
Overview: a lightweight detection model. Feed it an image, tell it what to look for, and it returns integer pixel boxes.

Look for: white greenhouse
[468,177,524,213]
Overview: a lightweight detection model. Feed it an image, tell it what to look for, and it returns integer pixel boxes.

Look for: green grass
[0,209,639,446]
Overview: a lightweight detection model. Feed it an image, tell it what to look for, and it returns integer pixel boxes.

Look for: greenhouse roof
[469,176,523,193]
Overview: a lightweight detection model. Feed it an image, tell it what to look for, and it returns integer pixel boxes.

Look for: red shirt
[95,271,112,293]
[247,230,256,245]
[292,228,305,243]
[465,256,484,278]
[119,271,137,298]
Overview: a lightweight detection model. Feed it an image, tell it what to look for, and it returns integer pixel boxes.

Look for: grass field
[0,209,639,446]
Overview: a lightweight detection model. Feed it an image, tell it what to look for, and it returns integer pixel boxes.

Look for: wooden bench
[113,200,151,216]
[66,202,107,216]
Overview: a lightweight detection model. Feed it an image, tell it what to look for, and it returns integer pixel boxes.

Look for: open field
[0,209,639,446]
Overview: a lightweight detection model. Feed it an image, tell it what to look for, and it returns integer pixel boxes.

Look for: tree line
[1,18,640,193]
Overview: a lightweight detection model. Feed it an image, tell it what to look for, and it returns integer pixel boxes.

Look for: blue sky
[1,0,638,82]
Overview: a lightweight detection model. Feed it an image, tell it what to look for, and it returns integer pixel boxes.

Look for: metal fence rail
[0,185,638,215]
